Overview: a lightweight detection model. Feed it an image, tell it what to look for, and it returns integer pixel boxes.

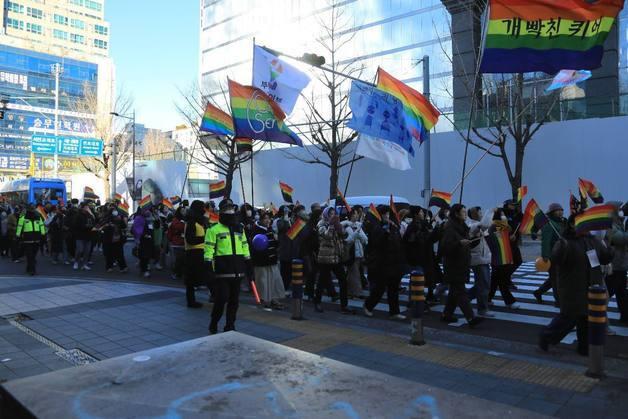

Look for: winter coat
[7,213,17,238]
[541,215,567,260]
[317,219,344,265]
[167,217,185,247]
[73,210,95,241]
[251,223,279,267]
[276,218,293,262]
[606,219,628,271]
[440,219,471,285]
[553,233,613,317]
[403,220,431,268]
[102,218,127,244]
[466,210,493,266]
[366,221,404,277]
[1,214,8,236]
[344,221,368,259]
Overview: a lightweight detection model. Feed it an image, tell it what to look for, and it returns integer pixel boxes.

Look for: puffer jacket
[466,210,493,266]
[317,219,344,265]
[607,219,628,271]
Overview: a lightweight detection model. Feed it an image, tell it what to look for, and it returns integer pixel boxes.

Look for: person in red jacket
[167,207,186,280]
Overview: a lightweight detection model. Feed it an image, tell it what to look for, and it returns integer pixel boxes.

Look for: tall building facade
[0,0,113,178]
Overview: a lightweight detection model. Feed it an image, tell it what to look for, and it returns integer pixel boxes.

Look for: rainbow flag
[170,195,181,206]
[575,204,614,236]
[200,102,235,136]
[36,205,47,220]
[279,181,294,203]
[390,194,400,224]
[270,203,278,217]
[287,218,306,240]
[480,0,625,74]
[83,186,99,201]
[114,193,123,202]
[428,189,452,209]
[336,188,351,214]
[162,198,174,211]
[139,195,152,210]
[368,203,381,222]
[517,186,528,203]
[228,79,303,146]
[236,137,253,154]
[520,199,548,234]
[578,178,604,204]
[376,67,440,143]
[210,180,226,199]
[487,230,514,266]
[205,209,219,224]
[117,202,129,217]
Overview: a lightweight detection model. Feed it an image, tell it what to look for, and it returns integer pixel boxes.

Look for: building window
[93,39,108,49]
[27,7,43,19]
[7,2,24,14]
[70,33,84,44]
[69,0,84,6]
[7,18,24,30]
[85,0,102,12]
[70,18,85,29]
[94,24,108,35]
[26,22,42,35]
[54,14,68,25]
[53,29,68,40]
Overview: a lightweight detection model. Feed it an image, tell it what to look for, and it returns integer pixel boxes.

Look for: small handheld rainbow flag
[210,181,226,199]
[279,181,294,203]
[139,195,152,210]
[162,198,174,211]
[114,193,123,203]
[389,194,400,224]
[205,208,219,224]
[170,196,181,206]
[336,187,351,213]
[519,199,548,234]
[578,178,604,204]
[117,201,129,217]
[84,186,99,201]
[487,230,514,266]
[575,204,614,236]
[200,102,235,136]
[368,203,382,222]
[236,137,253,154]
[517,186,528,203]
[36,205,47,220]
[287,218,306,240]
[429,189,452,209]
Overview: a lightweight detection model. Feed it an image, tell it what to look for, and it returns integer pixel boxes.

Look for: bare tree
[282,0,364,199]
[71,83,134,198]
[142,129,174,158]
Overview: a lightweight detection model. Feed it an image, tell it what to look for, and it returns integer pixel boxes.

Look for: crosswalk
[336,262,628,343]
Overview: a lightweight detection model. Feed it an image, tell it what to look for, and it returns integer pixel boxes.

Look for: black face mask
[219,212,238,227]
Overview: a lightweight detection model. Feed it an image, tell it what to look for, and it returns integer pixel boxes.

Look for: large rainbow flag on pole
[376,67,440,143]
[480,0,625,74]
[228,79,303,146]
[428,189,452,209]
[200,102,235,136]
[575,204,614,236]
[578,178,604,204]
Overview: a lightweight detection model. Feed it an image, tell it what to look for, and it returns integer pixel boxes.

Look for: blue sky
[107,1,198,131]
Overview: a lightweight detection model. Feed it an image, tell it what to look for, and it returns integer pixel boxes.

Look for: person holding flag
[487,208,520,310]
[533,204,567,306]
[605,201,628,324]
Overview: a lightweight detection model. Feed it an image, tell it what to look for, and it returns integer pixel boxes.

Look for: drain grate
[5,314,98,366]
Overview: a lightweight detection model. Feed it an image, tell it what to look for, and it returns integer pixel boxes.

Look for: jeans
[469,265,491,312]
[75,239,91,267]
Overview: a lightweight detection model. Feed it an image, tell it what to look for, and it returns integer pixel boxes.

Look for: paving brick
[481,390,527,407]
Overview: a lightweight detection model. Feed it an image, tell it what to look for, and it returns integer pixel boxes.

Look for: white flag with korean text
[356,134,411,171]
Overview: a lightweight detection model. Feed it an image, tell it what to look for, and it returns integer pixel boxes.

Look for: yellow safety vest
[204,223,250,278]
[184,222,205,251]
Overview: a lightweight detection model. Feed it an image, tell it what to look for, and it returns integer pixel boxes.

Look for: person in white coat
[466,206,494,317]
[343,208,368,298]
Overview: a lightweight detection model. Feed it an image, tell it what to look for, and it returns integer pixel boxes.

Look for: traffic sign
[31,135,103,157]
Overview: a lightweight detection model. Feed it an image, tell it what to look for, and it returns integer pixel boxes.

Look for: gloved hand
[205,261,214,282]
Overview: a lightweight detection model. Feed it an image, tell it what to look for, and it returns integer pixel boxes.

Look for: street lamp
[110,111,136,201]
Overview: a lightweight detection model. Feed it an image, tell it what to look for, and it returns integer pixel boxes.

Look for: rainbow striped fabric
[210,181,226,199]
[114,193,123,202]
[428,189,452,209]
[162,198,174,210]
[236,137,253,154]
[205,209,219,224]
[368,203,382,222]
[578,178,604,204]
[170,196,181,206]
[279,181,293,203]
[36,205,47,220]
[575,204,614,236]
[117,202,129,217]
[488,230,514,266]
[139,195,152,210]
[480,0,625,74]
[376,67,440,143]
[520,198,548,234]
[287,218,306,240]
[200,102,235,136]
[335,188,351,214]
[228,79,303,146]
[517,186,528,203]
[84,186,99,201]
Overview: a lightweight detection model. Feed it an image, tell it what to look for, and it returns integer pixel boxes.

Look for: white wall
[231,116,628,212]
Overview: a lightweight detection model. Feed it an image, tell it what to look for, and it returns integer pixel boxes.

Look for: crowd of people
[1,196,626,351]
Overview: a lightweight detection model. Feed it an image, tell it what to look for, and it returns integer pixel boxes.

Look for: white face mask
[501,215,508,221]
[246,210,252,217]
[112,211,119,217]
[619,211,625,218]
[224,209,235,215]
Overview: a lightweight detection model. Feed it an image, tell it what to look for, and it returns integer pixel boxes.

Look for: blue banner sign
[31,135,103,157]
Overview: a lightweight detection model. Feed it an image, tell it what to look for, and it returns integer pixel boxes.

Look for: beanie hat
[548,203,563,213]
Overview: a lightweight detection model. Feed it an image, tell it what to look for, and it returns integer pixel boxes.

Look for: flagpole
[251,37,256,207]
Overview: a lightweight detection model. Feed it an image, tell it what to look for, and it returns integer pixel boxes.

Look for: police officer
[205,198,251,334]
[16,205,46,275]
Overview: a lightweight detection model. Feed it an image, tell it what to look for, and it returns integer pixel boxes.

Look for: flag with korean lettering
[253,45,311,115]
[480,0,625,74]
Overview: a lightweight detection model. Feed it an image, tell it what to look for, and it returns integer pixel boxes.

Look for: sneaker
[14,259,21,263]
[143,271,151,278]
[64,261,70,265]
[155,263,163,270]
[73,262,79,270]
[467,317,484,328]
[390,314,406,321]
[87,261,94,265]
[507,303,520,310]
[363,305,374,317]
[82,265,91,271]
[440,315,459,324]
[478,310,496,318]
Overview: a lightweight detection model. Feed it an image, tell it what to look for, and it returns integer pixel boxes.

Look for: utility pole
[422,56,431,208]
[51,63,63,178]
[111,128,117,200]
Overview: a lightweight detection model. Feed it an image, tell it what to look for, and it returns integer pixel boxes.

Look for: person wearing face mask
[605,201,628,323]
[204,199,251,334]
[251,211,285,309]
[102,208,128,273]
[343,207,368,299]
[487,208,520,310]
[533,203,567,306]
[439,204,483,327]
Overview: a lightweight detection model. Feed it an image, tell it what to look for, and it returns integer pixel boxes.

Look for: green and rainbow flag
[228,79,303,146]
[377,67,440,143]
[200,102,235,136]
[210,180,226,199]
[279,181,293,203]
[575,204,614,236]
[428,189,452,209]
[139,195,152,210]
[578,178,604,204]
[480,0,625,74]
[287,218,306,240]
[487,230,514,266]
[519,199,548,234]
